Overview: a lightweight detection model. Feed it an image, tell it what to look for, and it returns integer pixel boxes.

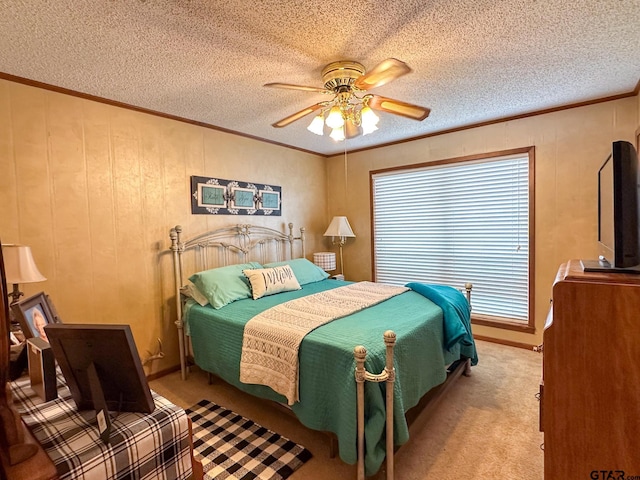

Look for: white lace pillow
[243,265,301,300]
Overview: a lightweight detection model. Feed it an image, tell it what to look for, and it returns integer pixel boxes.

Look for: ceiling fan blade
[353,58,412,91]
[368,95,430,121]
[264,82,329,94]
[271,103,325,128]
[344,119,361,139]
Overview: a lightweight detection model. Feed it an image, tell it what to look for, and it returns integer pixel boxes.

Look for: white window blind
[372,154,530,322]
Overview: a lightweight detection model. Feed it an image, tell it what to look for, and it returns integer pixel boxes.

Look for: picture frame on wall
[197,182,227,210]
[12,292,60,343]
[230,186,256,210]
[259,189,281,211]
[190,175,281,216]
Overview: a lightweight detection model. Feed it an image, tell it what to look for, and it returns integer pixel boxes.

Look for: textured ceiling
[1,0,639,156]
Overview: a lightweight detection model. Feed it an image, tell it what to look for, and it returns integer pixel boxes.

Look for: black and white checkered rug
[186,400,312,480]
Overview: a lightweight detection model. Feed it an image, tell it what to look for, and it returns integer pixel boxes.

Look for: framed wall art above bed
[190,175,282,216]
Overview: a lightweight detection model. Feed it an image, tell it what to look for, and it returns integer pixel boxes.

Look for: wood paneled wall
[3,77,637,369]
[0,79,327,375]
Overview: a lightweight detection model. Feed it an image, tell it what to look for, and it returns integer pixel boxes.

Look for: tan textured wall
[326,96,639,346]
[0,79,327,375]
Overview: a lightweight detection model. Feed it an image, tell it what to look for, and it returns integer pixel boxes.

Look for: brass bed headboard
[169,223,306,379]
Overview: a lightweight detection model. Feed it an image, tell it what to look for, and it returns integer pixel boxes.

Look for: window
[371,147,534,330]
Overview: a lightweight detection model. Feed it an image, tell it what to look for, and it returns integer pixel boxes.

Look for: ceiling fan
[264,58,430,140]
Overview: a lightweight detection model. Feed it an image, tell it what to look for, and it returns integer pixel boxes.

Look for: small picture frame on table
[11,292,61,343]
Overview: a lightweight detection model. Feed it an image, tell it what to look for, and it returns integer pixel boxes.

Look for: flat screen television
[582,140,640,273]
[44,324,155,442]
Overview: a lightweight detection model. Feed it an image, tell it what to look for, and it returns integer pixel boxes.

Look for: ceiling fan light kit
[266,58,430,142]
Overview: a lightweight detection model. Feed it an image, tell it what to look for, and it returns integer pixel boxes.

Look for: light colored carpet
[150,340,544,479]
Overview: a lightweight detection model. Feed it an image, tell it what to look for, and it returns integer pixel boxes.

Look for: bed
[168,223,478,477]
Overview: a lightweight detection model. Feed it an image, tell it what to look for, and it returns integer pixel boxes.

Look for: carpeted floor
[150,340,544,479]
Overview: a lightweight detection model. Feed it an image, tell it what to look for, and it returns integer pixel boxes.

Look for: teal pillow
[189,262,262,309]
[263,258,329,285]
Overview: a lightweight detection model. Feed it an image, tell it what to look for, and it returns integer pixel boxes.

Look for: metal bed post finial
[464,283,473,309]
[169,225,183,254]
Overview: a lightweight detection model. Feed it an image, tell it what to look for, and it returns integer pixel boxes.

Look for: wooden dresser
[542,260,640,478]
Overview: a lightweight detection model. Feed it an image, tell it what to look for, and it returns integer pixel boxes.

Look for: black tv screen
[592,140,640,271]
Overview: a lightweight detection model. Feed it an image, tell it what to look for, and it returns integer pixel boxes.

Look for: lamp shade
[1,244,46,284]
[323,216,356,238]
[313,252,336,272]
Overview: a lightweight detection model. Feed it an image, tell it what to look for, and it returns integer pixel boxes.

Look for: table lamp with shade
[322,216,356,280]
[1,244,46,308]
[2,244,46,380]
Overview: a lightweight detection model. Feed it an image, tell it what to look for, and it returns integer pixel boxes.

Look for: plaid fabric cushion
[11,373,193,480]
[187,400,311,480]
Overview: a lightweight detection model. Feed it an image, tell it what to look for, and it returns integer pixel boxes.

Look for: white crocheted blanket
[239,281,409,405]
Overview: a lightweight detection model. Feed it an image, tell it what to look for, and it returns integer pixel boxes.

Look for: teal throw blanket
[406,282,478,365]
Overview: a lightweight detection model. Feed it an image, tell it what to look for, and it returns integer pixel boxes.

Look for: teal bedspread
[185,279,477,476]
